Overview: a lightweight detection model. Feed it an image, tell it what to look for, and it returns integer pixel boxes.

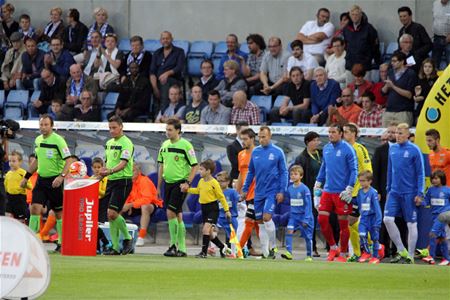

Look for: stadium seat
[80,157,93,176]
[384,42,398,61]
[271,122,291,126]
[273,95,292,108]
[148,172,158,187]
[118,39,131,52]
[239,42,249,55]
[4,102,24,120]
[189,40,214,58]
[144,39,161,54]
[172,40,190,56]
[27,90,41,120]
[211,41,227,75]
[103,92,120,107]
[250,95,272,119]
[0,90,5,116]
[6,90,29,108]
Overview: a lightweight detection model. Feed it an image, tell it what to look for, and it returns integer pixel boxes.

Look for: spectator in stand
[287,40,318,81]
[60,63,98,121]
[73,90,100,122]
[325,12,350,56]
[243,34,266,96]
[44,36,75,81]
[381,52,417,127]
[49,99,63,120]
[17,37,45,90]
[63,8,88,55]
[82,30,103,77]
[394,34,420,73]
[310,67,341,126]
[120,35,152,78]
[197,59,219,102]
[259,37,290,98]
[181,85,207,124]
[371,63,389,107]
[347,63,373,105]
[30,68,66,116]
[1,32,25,91]
[200,90,231,125]
[327,87,362,126]
[214,60,247,107]
[413,58,438,123]
[294,131,323,257]
[155,85,185,123]
[150,31,185,114]
[296,8,335,66]
[1,3,19,39]
[343,5,381,74]
[18,14,36,41]
[93,33,123,91]
[269,66,311,125]
[38,7,65,44]
[122,163,162,247]
[217,34,248,80]
[432,0,450,68]
[325,37,347,88]
[227,121,249,183]
[230,91,260,125]
[110,62,151,122]
[397,6,432,69]
[357,91,383,128]
[86,7,114,50]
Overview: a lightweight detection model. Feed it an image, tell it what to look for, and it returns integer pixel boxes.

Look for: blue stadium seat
[0,90,5,115]
[213,160,222,176]
[384,42,398,61]
[172,40,190,56]
[144,39,161,54]
[273,95,292,108]
[6,90,29,107]
[250,95,272,114]
[187,57,204,77]
[118,39,131,52]
[27,90,41,120]
[239,42,249,55]
[189,40,214,58]
[80,157,93,176]
[148,172,158,187]
[4,102,24,120]
[271,122,291,126]
[212,41,227,57]
[101,107,114,121]
[103,92,119,107]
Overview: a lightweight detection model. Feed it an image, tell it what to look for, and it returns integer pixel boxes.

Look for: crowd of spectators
[0,2,448,127]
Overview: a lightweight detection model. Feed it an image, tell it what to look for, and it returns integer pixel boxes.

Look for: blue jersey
[424,186,450,215]
[387,141,425,197]
[316,140,357,193]
[219,188,239,218]
[243,143,288,198]
[354,187,382,226]
[286,183,313,218]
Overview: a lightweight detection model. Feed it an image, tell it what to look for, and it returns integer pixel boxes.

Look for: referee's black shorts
[164,180,188,214]
[32,176,63,212]
[105,178,132,213]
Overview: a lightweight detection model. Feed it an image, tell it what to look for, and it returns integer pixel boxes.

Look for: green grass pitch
[41,254,450,299]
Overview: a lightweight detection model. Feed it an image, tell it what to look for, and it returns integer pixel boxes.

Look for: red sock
[239,220,254,248]
[318,214,336,247]
[138,228,147,239]
[338,219,350,253]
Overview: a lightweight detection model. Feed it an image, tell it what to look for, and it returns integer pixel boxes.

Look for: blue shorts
[384,192,418,223]
[359,215,380,241]
[431,217,447,238]
[287,214,313,240]
[217,217,238,239]
[254,192,276,220]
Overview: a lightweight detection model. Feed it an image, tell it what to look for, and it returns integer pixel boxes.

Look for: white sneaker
[136,237,145,246]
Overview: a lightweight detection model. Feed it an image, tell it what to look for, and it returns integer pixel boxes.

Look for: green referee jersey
[34,132,71,178]
[158,137,198,183]
[105,134,134,180]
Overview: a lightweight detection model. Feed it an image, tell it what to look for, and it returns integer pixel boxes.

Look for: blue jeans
[432,35,450,69]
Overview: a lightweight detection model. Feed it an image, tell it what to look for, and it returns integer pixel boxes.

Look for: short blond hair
[223,60,240,73]
[290,165,304,176]
[397,123,410,130]
[350,4,362,13]
[50,7,62,16]
[2,3,15,13]
[93,7,108,19]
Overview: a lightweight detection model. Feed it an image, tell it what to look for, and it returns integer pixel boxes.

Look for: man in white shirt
[287,40,318,81]
[297,8,335,66]
[432,0,450,67]
[325,37,347,87]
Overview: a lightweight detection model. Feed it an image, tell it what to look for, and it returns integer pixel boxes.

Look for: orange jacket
[125,174,162,208]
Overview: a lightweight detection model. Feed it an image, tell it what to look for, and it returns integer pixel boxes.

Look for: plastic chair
[144,39,161,54]
[173,40,190,56]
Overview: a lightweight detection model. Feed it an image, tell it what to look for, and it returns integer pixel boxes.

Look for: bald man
[150,31,186,117]
[60,63,98,121]
[230,91,260,125]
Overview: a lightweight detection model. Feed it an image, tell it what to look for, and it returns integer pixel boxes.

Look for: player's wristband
[24,172,32,179]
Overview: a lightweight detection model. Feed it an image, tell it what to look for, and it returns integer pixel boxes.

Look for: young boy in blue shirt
[281,165,314,261]
[354,171,383,264]
[216,171,239,257]
[421,170,450,266]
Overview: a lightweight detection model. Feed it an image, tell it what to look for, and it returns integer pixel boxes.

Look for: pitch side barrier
[17,121,393,136]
